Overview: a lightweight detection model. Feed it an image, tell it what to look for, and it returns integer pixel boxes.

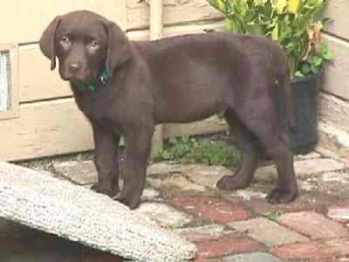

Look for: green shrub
[208,0,333,78]
[155,136,241,167]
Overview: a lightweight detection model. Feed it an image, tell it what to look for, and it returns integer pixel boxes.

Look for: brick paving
[1,152,349,261]
[229,217,309,247]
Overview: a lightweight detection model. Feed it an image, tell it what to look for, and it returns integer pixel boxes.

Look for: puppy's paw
[216,175,250,191]
[114,192,141,210]
[266,188,298,204]
[91,183,118,197]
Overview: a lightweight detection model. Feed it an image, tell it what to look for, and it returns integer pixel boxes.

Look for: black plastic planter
[276,71,321,155]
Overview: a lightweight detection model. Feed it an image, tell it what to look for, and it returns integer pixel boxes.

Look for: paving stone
[245,191,338,216]
[136,202,192,228]
[255,158,346,182]
[53,160,97,185]
[141,188,160,201]
[222,252,282,262]
[196,235,266,259]
[327,206,349,224]
[325,238,349,257]
[296,152,321,160]
[271,239,349,261]
[300,180,318,191]
[176,224,228,242]
[322,171,349,183]
[171,196,251,224]
[148,174,206,192]
[183,165,234,189]
[147,162,184,176]
[279,211,349,239]
[317,172,349,197]
[296,158,346,176]
[231,190,267,201]
[229,217,309,247]
[271,241,336,260]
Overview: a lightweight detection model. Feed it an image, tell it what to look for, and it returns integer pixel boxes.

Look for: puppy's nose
[69,63,81,73]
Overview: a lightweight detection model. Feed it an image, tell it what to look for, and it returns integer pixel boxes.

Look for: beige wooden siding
[0,0,127,44]
[325,0,349,40]
[126,0,222,30]
[323,34,349,100]
[319,93,349,133]
[19,45,71,102]
[0,99,93,161]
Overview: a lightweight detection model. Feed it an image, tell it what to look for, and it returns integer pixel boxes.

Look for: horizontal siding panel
[319,93,349,133]
[0,0,126,44]
[19,21,225,102]
[127,0,222,30]
[0,99,93,161]
[325,0,349,40]
[323,34,349,100]
[19,45,72,102]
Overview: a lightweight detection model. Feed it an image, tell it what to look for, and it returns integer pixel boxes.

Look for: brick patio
[1,151,349,261]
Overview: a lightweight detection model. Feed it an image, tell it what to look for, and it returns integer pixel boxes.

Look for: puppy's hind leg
[235,102,298,204]
[217,109,259,191]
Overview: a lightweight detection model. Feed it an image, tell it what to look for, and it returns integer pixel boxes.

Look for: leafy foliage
[208,0,333,78]
[155,136,241,168]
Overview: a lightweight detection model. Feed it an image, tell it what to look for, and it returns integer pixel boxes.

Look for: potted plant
[208,0,333,154]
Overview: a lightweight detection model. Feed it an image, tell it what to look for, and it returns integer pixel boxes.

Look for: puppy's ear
[105,22,131,73]
[39,16,61,70]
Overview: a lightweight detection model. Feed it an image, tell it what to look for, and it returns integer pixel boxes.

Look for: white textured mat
[0,162,197,261]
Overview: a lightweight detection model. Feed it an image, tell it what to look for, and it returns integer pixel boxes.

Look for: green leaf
[310,63,319,74]
[301,63,311,74]
[294,70,305,78]
[311,56,323,67]
[320,43,334,60]
[272,23,279,40]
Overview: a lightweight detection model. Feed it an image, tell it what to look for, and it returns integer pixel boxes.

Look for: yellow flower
[288,0,301,14]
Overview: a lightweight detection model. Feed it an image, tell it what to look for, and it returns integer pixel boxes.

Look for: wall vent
[0,44,18,119]
[0,51,11,112]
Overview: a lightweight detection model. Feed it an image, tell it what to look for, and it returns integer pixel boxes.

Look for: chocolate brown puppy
[40,10,298,209]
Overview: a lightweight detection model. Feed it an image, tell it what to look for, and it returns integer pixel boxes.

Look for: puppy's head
[40,10,130,84]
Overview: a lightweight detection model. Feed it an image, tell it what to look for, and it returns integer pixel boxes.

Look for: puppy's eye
[60,36,71,47]
[88,40,99,50]
[61,36,69,42]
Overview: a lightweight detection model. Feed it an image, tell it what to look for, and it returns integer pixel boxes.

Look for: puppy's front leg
[115,127,153,209]
[92,124,120,197]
